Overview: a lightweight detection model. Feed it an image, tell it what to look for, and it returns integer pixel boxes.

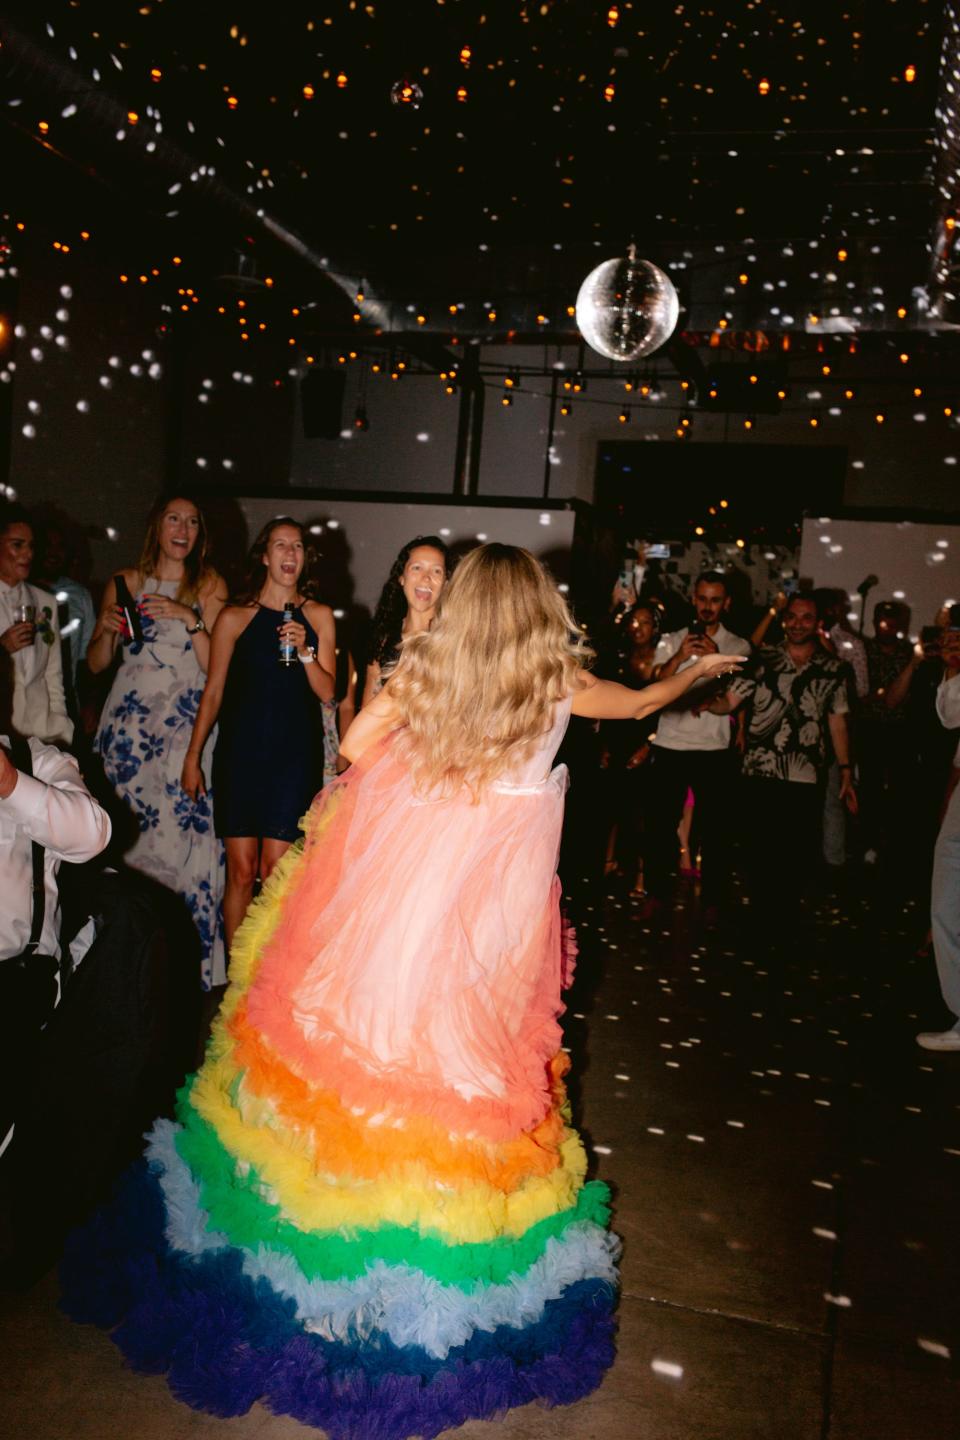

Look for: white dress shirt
[0,578,73,745]
[652,622,750,752]
[936,671,960,766]
[0,735,111,962]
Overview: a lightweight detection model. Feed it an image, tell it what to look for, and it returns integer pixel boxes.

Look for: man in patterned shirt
[704,593,857,928]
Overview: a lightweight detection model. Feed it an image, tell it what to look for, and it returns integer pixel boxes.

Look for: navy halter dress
[212,604,325,842]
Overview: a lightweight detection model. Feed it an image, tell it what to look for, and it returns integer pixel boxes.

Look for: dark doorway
[595,441,847,538]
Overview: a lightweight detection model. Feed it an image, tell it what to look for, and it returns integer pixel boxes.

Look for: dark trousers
[644,746,736,906]
[742,776,824,927]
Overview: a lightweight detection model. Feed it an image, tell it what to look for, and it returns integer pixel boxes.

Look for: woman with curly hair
[181,517,335,956]
[66,542,744,1436]
[360,534,448,706]
[88,494,228,988]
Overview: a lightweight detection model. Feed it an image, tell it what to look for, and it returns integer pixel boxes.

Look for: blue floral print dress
[94,577,226,989]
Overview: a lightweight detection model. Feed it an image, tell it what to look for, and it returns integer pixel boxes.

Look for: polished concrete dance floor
[2,881,958,1439]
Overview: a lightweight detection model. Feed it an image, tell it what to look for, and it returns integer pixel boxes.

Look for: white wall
[800,516,960,633]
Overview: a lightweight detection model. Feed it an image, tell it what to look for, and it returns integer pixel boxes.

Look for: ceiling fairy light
[575,245,679,362]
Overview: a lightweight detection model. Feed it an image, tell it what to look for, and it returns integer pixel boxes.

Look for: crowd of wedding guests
[2,493,959,1061]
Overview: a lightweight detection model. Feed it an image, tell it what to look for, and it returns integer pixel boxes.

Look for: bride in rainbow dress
[62,544,743,1438]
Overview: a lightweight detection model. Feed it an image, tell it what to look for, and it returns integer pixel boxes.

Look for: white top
[936,671,960,766]
[0,734,111,962]
[652,622,750,752]
[0,578,73,745]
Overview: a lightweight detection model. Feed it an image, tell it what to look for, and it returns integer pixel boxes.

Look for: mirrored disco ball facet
[575,254,679,361]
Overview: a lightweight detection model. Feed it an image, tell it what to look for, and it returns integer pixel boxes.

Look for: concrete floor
[2,877,958,1440]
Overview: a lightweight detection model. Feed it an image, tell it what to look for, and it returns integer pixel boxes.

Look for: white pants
[932,781,960,1022]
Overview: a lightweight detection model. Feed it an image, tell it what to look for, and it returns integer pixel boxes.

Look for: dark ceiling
[0,0,950,340]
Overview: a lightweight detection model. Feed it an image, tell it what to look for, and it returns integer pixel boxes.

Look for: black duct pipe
[0,19,381,321]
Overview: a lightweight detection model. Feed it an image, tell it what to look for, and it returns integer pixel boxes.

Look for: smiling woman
[361,535,450,707]
[181,517,337,963]
[88,494,229,988]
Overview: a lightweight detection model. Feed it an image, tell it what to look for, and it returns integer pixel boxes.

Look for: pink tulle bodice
[244,695,577,1139]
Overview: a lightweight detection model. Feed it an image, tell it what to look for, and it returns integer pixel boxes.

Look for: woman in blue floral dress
[88,495,229,989]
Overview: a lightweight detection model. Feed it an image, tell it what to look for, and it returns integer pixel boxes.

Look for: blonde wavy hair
[388,542,591,798]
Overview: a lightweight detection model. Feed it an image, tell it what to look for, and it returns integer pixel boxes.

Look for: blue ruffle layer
[61,1163,617,1440]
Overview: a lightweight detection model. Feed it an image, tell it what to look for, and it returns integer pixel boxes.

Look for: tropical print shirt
[730,644,850,784]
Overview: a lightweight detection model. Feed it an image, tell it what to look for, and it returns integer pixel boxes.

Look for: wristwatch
[186,616,206,635]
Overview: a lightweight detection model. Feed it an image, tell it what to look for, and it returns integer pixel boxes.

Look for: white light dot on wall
[438,528,451,538]
[108,355,121,369]
[416,432,430,442]
[195,457,208,468]
[893,590,906,599]
[55,308,69,323]
[75,399,89,413]
[105,526,118,540]
[55,335,69,349]
[937,539,950,548]
[99,375,112,388]
[945,456,958,465]
[14,324,26,338]
[21,423,36,439]
[27,399,40,414]
[539,513,552,525]
[475,532,488,541]
[651,1360,684,1380]
[39,325,53,340]
[202,378,214,390]
[558,582,570,593]
[326,520,340,530]
[129,364,143,377]
[148,363,162,380]
[309,525,323,535]
[29,347,44,362]
[852,460,865,469]
[221,458,234,470]
[59,285,72,300]
[333,609,345,619]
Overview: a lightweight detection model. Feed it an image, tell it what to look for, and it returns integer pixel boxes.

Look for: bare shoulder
[215,602,256,634]
[201,570,229,601]
[303,599,334,626]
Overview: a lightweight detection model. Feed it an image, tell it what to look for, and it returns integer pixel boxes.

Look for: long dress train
[62,698,620,1438]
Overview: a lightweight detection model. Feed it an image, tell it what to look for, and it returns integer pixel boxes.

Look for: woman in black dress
[182,517,335,954]
[360,535,449,706]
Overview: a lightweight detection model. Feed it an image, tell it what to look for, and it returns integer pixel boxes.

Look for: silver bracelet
[297,647,316,664]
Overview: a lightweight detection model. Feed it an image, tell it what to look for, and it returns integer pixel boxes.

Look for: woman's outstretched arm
[571,651,745,721]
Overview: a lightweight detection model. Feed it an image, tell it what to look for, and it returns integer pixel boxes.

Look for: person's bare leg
[260,836,293,885]
[224,836,260,952]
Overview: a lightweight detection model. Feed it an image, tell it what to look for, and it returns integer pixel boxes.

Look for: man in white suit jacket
[0,502,73,747]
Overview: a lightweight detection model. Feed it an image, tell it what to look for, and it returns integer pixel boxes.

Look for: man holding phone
[641,571,750,925]
[704,593,857,933]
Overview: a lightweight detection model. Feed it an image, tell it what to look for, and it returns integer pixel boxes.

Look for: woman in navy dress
[182,517,336,957]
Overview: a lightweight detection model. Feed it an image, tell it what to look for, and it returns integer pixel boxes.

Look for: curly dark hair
[233,516,319,605]
[368,535,450,667]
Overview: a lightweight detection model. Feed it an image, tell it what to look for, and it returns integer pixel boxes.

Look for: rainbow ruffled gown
[61,699,620,1438]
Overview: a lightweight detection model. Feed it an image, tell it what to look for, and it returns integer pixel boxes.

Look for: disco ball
[390,78,424,109]
[575,249,679,362]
